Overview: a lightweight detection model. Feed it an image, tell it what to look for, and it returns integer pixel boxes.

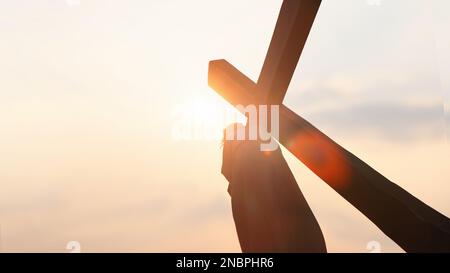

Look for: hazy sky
[0,0,449,252]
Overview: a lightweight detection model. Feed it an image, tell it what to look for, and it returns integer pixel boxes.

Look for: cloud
[305,102,445,141]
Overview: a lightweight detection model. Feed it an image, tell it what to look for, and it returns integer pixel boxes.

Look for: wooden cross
[208,0,450,252]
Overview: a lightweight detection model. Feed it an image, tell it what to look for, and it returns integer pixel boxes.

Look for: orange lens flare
[288,132,350,190]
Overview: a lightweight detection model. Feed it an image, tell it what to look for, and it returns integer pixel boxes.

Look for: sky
[0,0,449,252]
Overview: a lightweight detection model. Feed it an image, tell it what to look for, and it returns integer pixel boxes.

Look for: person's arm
[222,129,327,253]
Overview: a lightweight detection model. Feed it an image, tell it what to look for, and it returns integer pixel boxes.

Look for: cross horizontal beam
[209,59,450,252]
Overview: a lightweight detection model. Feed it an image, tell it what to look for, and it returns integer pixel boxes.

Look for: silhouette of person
[222,123,327,253]
[221,123,450,253]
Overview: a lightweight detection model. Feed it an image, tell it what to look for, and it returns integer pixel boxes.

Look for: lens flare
[287,131,350,190]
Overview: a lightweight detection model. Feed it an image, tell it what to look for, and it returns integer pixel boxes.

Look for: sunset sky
[0,0,449,252]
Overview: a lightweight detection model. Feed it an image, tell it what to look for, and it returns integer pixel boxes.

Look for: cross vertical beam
[257,0,321,104]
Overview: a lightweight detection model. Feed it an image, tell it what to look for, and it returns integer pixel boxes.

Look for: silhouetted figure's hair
[222,123,327,253]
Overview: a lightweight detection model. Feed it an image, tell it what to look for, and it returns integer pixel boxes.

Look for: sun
[171,93,245,142]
